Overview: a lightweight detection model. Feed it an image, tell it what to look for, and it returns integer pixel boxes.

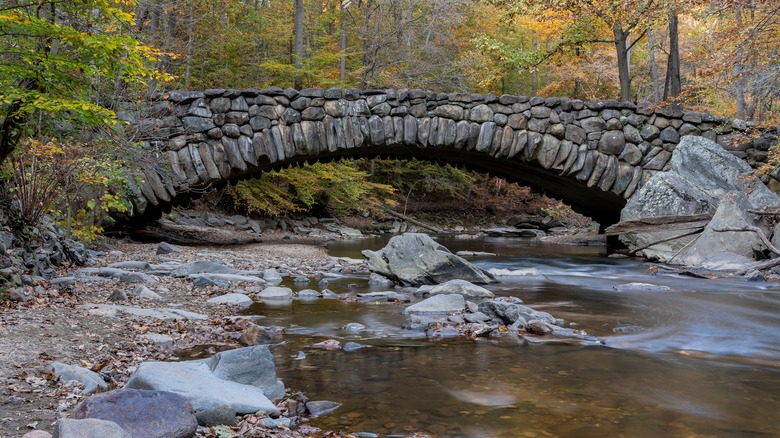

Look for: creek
[247,236,780,437]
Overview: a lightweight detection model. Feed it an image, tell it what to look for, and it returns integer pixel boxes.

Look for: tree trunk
[663,11,682,104]
[339,0,346,81]
[293,0,304,89]
[531,38,539,95]
[613,23,632,102]
[184,4,194,88]
[648,28,661,103]
[360,0,376,89]
[733,7,747,120]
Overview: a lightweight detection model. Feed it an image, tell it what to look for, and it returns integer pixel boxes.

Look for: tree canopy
[0,0,170,164]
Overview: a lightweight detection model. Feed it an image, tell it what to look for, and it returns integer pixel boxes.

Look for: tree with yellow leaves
[0,0,171,165]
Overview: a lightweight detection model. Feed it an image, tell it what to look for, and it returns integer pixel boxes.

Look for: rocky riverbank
[3,230,591,438]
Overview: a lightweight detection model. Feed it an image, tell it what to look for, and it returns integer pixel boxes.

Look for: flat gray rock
[613,282,673,291]
[139,333,174,345]
[125,351,281,425]
[108,261,152,270]
[297,289,322,298]
[171,261,264,278]
[207,293,253,305]
[422,279,494,298]
[188,273,266,283]
[49,362,107,395]
[258,286,293,300]
[53,418,131,438]
[403,294,465,315]
[80,304,207,320]
[357,291,410,302]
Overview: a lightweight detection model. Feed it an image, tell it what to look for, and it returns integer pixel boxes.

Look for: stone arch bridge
[126,87,775,226]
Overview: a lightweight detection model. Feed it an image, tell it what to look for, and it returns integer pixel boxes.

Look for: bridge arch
[127,87,765,227]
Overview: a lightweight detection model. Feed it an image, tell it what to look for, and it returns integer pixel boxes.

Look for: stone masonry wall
[128,87,778,223]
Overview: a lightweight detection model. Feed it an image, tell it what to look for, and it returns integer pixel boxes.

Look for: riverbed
[250,236,780,437]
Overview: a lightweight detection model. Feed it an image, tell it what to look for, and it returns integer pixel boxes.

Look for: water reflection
[251,237,780,437]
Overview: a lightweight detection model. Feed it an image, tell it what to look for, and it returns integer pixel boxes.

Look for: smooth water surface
[250,236,780,437]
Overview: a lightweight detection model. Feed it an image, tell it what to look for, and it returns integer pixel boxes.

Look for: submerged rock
[362,233,497,286]
[613,282,673,291]
[356,291,411,302]
[306,400,342,417]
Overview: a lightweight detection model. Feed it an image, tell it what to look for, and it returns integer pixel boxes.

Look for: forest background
[1,0,778,239]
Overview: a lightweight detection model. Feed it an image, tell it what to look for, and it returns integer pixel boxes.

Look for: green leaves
[0,1,171,163]
[229,160,397,217]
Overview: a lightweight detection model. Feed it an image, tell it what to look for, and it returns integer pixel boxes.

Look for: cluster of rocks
[619,136,780,271]
[357,233,596,342]
[36,345,337,438]
[125,87,777,224]
[484,214,572,238]
[0,213,90,291]
[166,210,364,239]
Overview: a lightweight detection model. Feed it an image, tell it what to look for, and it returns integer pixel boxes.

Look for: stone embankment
[126,87,778,225]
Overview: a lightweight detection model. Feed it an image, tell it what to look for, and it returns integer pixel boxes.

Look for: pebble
[341,323,366,332]
[306,400,342,417]
[343,342,367,352]
[192,276,230,287]
[311,339,341,350]
[297,289,322,299]
[133,285,163,301]
[261,417,292,428]
[108,290,128,302]
[239,325,271,346]
[157,242,180,255]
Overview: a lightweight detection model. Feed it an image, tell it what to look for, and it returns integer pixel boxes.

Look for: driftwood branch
[382,206,443,233]
[747,208,780,216]
[630,228,703,256]
[713,226,780,256]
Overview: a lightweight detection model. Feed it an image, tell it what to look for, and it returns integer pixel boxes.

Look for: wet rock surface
[362,233,497,285]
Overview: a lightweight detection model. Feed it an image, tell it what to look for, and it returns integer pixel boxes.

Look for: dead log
[381,207,443,233]
[604,213,712,236]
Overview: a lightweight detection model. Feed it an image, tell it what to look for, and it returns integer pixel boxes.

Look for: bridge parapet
[126,87,778,225]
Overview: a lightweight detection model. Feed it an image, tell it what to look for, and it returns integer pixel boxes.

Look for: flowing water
[246,236,780,437]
